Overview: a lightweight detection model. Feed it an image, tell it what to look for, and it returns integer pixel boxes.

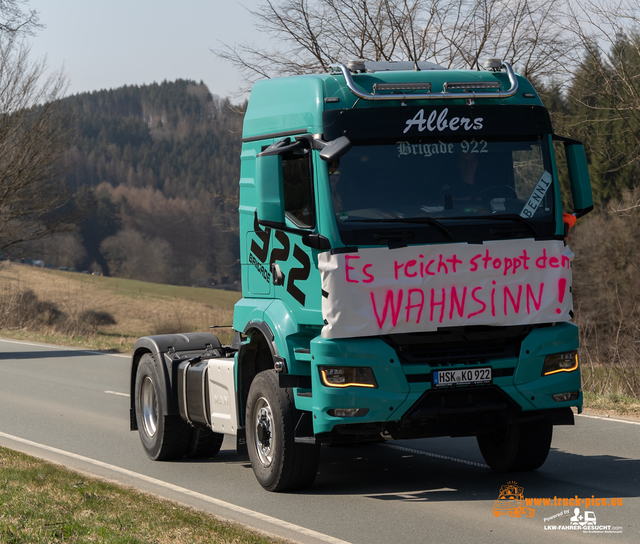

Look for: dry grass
[583,391,640,417]
[0,262,241,352]
[571,187,640,400]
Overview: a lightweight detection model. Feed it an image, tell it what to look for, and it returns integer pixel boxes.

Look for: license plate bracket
[432,367,492,387]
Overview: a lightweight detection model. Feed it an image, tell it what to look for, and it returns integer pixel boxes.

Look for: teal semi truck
[129,59,593,491]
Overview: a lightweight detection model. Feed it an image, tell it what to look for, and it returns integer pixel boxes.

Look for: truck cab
[130,59,593,491]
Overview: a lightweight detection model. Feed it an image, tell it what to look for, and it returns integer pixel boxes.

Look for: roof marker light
[443,81,501,92]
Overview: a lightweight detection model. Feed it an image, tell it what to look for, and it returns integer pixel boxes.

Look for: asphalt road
[1,337,638,544]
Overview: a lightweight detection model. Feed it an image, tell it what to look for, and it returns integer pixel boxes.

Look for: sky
[26,0,270,102]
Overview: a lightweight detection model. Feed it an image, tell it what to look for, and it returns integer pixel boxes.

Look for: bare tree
[215,0,576,91]
[0,36,72,251]
[100,228,173,284]
[0,1,74,252]
[0,0,41,36]
[565,1,640,176]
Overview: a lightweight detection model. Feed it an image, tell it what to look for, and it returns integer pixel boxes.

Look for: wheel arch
[129,333,222,431]
[237,321,279,426]
[130,346,152,431]
[236,299,304,421]
[130,336,174,432]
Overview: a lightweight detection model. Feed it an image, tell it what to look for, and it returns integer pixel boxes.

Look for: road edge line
[0,431,351,544]
[578,414,640,426]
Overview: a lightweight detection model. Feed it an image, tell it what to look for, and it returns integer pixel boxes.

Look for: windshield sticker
[318,239,573,339]
[520,171,552,218]
[404,108,483,134]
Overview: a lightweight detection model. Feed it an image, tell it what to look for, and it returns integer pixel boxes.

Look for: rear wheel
[135,353,191,460]
[477,420,553,472]
[246,370,320,491]
[187,427,225,458]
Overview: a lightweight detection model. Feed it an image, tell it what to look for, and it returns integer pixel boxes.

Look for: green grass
[62,269,241,307]
[0,447,283,544]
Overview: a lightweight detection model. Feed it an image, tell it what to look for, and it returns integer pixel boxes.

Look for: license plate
[433,367,492,387]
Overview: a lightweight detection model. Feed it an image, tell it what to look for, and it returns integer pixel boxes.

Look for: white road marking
[105,391,129,397]
[378,443,489,468]
[0,431,352,544]
[0,338,130,358]
[579,414,640,426]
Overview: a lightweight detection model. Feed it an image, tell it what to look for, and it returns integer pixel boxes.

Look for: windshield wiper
[449,214,540,238]
[343,216,453,240]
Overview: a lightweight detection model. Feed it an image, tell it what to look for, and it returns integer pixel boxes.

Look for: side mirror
[319,136,352,162]
[564,141,594,217]
[255,154,285,224]
[554,135,594,217]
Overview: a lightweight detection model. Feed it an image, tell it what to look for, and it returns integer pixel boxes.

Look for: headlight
[319,367,378,388]
[542,351,579,376]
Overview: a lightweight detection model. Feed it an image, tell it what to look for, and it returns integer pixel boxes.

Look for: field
[0,262,241,352]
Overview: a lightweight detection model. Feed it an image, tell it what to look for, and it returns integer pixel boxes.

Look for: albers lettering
[404,108,483,134]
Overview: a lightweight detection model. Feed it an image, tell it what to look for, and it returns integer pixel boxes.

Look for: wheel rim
[141,376,158,437]
[253,396,274,467]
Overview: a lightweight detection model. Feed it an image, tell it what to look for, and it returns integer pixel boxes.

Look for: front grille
[382,325,532,367]
[386,385,521,438]
[403,385,519,420]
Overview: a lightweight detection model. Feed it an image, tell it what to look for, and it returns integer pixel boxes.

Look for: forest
[31,80,245,288]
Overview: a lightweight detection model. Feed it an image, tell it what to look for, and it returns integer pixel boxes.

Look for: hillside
[44,80,244,286]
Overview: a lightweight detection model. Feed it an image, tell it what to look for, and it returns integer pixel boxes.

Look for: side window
[282,149,315,228]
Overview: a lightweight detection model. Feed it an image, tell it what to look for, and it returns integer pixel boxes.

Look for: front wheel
[477,420,552,472]
[246,370,320,491]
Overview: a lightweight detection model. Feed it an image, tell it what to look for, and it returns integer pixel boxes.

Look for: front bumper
[295,322,581,437]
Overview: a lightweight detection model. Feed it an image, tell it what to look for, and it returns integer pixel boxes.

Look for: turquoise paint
[236,62,590,437]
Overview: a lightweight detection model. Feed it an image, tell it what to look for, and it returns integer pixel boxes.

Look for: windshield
[328,136,556,245]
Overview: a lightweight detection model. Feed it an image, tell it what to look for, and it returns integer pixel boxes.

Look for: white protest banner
[318,239,573,339]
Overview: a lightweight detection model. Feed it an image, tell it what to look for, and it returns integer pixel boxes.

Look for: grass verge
[0,447,283,544]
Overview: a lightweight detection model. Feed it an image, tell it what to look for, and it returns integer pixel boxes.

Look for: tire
[186,427,225,458]
[135,353,191,460]
[246,370,320,492]
[477,420,553,473]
